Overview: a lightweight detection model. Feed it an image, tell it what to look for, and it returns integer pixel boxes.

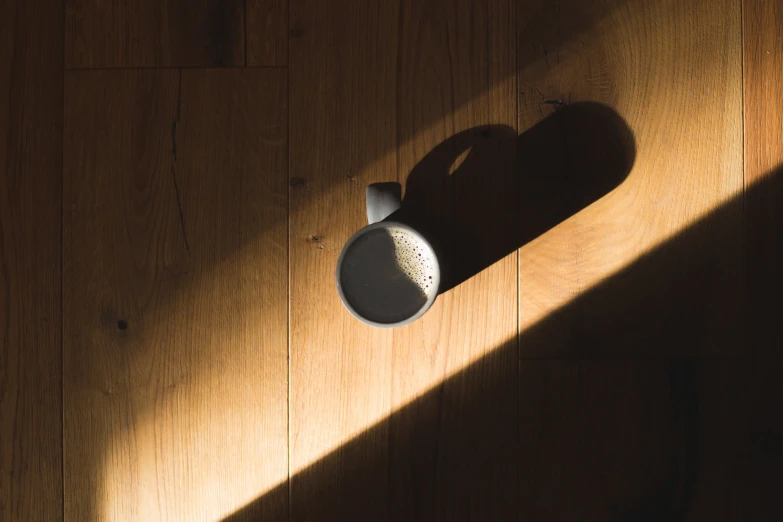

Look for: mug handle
[366,182,402,224]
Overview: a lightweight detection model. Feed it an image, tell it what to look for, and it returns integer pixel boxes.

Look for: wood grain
[517,0,744,355]
[246,0,288,66]
[63,69,288,521]
[0,0,63,520]
[289,0,517,520]
[66,0,245,68]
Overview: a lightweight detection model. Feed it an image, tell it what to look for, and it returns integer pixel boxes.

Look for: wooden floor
[2,0,781,520]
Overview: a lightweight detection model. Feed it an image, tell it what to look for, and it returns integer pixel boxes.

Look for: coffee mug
[336,182,441,327]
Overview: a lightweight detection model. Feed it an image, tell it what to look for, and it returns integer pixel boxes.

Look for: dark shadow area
[223,166,782,522]
[391,102,636,292]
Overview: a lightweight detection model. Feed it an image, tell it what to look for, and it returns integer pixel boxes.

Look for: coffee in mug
[338,224,438,325]
[336,182,441,327]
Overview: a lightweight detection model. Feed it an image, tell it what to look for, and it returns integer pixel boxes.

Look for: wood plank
[288,6,398,519]
[0,0,63,520]
[517,0,744,355]
[744,0,783,350]
[63,69,288,521]
[697,0,783,519]
[246,0,288,66]
[289,0,517,520]
[65,0,245,68]
[288,2,399,519]
[390,1,517,519]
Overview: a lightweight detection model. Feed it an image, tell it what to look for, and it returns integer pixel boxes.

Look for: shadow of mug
[390,101,637,292]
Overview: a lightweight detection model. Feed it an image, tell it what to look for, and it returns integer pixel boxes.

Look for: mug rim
[335,221,441,328]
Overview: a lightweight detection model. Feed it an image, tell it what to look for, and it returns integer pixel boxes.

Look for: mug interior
[335,221,441,327]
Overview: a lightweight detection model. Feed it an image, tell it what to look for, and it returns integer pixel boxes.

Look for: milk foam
[387,228,437,295]
[339,226,437,324]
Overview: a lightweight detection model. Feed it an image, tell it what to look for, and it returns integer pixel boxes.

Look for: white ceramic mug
[335,182,441,327]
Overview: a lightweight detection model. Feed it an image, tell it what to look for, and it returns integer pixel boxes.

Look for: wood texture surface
[729,0,783,518]
[744,0,783,350]
[517,0,744,356]
[65,0,245,68]
[246,0,288,66]
[63,69,288,521]
[7,0,783,521]
[288,0,517,520]
[0,1,63,520]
